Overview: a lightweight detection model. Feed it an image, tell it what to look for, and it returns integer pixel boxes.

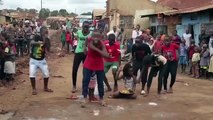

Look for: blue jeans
[82,68,104,99]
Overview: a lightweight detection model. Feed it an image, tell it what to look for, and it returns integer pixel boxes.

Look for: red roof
[157,0,213,14]
[158,0,213,10]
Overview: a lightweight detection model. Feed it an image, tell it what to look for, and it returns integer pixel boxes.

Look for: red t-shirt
[161,43,179,61]
[83,38,104,71]
[153,39,163,54]
[188,46,195,59]
[104,40,121,62]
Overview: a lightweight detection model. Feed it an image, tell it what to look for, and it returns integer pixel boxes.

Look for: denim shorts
[29,58,49,78]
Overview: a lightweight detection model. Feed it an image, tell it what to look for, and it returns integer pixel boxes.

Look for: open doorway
[188,25,194,40]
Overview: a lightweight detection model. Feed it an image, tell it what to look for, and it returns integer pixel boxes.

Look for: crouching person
[144,54,167,96]
[30,35,53,95]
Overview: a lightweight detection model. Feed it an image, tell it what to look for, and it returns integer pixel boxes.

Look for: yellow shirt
[192,53,200,62]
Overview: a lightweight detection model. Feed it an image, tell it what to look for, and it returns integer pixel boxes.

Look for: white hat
[25,20,30,23]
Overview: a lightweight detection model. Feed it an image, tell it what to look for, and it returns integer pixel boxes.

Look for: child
[65,30,72,53]
[60,30,66,50]
[188,41,196,75]
[200,44,210,79]
[191,46,200,78]
[110,63,137,99]
[88,72,99,102]
[179,40,188,73]
[4,40,16,86]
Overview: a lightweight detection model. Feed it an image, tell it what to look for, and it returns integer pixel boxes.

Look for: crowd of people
[0,19,50,87]
[1,17,213,108]
[63,21,213,107]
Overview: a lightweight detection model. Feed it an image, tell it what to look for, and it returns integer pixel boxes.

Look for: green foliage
[59,9,69,17]
[39,8,50,19]
[50,10,59,16]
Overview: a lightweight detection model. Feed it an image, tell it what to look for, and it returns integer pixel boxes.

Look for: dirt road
[0,54,213,120]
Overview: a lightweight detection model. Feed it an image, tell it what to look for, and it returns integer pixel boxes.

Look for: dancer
[103,34,121,92]
[144,54,167,96]
[72,21,91,93]
[110,63,137,99]
[29,35,53,95]
[81,30,110,107]
[161,36,179,93]
[132,36,151,95]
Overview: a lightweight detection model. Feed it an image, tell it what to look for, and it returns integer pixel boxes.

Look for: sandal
[90,97,99,103]
[72,87,77,93]
[44,89,54,93]
[32,90,38,95]
[66,95,78,100]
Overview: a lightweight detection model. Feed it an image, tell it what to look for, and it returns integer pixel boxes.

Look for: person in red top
[161,36,179,93]
[153,35,163,54]
[103,34,121,92]
[188,41,196,75]
[65,29,72,53]
[81,30,110,107]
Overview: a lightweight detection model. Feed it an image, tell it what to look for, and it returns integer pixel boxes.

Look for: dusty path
[0,54,211,120]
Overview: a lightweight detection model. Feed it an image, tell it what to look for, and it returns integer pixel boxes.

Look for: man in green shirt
[72,21,91,93]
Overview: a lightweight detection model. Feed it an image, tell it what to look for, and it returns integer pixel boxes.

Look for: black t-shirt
[132,43,151,61]
[30,35,46,60]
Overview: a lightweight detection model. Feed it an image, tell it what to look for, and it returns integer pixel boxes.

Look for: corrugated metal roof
[157,0,213,14]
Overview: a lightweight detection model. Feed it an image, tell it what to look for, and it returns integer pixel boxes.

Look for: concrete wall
[177,11,210,45]
[108,0,170,30]
[134,10,155,30]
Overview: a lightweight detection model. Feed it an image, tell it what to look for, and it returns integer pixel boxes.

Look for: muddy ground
[1,30,213,120]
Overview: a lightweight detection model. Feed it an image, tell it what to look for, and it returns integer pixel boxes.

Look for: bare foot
[44,88,53,93]
[113,87,118,92]
[167,88,173,94]
[32,90,38,95]
[72,87,77,93]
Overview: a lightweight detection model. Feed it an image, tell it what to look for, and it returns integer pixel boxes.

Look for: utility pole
[41,0,43,10]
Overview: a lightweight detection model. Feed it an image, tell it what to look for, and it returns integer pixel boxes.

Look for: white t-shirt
[132,30,142,44]
[209,37,213,55]
[107,30,118,38]
[183,33,192,47]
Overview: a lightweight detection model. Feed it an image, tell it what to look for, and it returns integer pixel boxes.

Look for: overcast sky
[1,0,106,14]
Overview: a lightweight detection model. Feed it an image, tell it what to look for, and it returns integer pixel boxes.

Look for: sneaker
[140,90,146,95]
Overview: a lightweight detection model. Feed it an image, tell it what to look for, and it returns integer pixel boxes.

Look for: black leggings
[163,61,178,90]
[133,60,148,89]
[147,64,167,93]
[72,53,86,87]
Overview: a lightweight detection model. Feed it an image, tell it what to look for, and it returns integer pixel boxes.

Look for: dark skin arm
[89,39,110,58]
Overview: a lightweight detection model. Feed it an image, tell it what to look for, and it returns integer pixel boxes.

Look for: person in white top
[132,25,142,44]
[35,22,42,35]
[183,29,192,47]
[107,26,118,38]
[208,32,213,73]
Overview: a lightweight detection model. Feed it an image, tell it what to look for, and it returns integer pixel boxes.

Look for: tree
[29,9,38,14]
[59,9,69,17]
[17,7,24,12]
[50,10,59,16]
[39,8,50,19]
[70,12,78,17]
[81,12,92,15]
